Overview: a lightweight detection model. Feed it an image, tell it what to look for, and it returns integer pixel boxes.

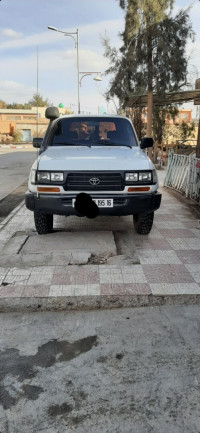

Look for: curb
[0,200,25,231]
[0,143,32,150]
[1,293,200,313]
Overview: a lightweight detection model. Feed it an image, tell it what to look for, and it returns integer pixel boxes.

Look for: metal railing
[164,150,200,204]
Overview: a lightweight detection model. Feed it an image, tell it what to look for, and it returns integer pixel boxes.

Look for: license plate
[72,198,113,208]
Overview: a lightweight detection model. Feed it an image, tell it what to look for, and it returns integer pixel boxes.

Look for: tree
[102,2,194,157]
[7,103,27,109]
[152,105,179,160]
[105,0,174,138]
[179,121,195,141]
[11,129,22,143]
[28,93,52,107]
[0,100,7,108]
[163,121,195,145]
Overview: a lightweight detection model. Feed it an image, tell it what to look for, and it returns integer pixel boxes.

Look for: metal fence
[163,150,200,204]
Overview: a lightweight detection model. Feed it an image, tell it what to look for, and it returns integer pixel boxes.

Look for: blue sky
[0,0,200,114]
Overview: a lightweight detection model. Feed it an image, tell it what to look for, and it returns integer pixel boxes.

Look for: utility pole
[195,79,200,158]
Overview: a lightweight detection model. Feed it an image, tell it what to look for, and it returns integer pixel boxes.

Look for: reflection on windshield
[51,117,137,147]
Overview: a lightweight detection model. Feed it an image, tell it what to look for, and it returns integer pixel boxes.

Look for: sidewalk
[0,169,200,312]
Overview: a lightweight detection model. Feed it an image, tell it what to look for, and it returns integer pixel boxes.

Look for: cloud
[1,28,23,38]
[0,19,123,52]
[0,17,122,113]
[0,80,36,103]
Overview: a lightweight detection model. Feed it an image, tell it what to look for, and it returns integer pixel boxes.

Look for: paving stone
[22,285,50,297]
[176,250,200,264]
[26,274,53,286]
[100,283,150,295]
[0,285,25,297]
[150,283,200,295]
[144,264,195,284]
[138,249,181,264]
[185,264,200,283]
[6,268,32,276]
[167,239,193,250]
[159,229,196,238]
[2,275,29,285]
[150,284,179,295]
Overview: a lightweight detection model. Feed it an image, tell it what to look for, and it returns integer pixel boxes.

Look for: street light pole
[48,27,102,114]
[76,29,80,114]
[79,72,102,113]
[48,26,80,113]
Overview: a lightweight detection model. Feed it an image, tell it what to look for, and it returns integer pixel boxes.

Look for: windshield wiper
[94,140,132,149]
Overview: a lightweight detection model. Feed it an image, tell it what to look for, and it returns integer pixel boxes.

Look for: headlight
[37,171,64,182]
[30,169,36,184]
[125,171,152,183]
[125,173,138,182]
[50,172,64,181]
[37,172,50,181]
[138,172,152,182]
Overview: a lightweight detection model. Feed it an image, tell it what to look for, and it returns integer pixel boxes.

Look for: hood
[36,145,154,171]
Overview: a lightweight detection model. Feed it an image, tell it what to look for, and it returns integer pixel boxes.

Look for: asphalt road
[0,149,36,220]
[0,305,200,433]
[0,149,36,201]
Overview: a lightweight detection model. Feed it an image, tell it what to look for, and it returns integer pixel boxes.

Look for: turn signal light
[128,187,150,192]
[37,187,60,192]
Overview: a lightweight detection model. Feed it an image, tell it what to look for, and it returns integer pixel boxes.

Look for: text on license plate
[72,198,113,208]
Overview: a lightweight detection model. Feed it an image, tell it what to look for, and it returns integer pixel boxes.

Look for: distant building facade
[0,106,69,142]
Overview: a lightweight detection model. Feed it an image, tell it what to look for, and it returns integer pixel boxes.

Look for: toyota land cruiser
[25,107,161,234]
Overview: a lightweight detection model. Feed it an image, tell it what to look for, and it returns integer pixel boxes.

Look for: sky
[0,0,200,115]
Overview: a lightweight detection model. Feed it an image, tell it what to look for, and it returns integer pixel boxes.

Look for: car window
[50,117,137,147]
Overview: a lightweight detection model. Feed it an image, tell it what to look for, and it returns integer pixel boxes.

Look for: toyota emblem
[89,177,100,185]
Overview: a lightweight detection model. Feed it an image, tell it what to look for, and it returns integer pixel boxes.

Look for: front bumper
[25,191,162,216]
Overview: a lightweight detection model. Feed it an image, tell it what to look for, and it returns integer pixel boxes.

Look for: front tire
[133,212,154,235]
[34,211,53,235]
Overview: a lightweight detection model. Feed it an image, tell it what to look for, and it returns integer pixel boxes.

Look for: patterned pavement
[0,169,200,311]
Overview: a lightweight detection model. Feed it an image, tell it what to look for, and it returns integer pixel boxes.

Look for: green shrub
[12,130,22,143]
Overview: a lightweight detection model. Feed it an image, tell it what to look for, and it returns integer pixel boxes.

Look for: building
[140,108,193,125]
[0,106,68,142]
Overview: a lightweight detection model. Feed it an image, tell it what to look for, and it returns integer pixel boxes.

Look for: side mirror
[33,137,43,148]
[140,137,154,149]
[45,106,59,120]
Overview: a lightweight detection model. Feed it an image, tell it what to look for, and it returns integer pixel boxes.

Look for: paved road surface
[0,305,200,433]
[0,149,36,201]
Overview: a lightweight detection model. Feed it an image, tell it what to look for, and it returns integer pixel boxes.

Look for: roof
[59,114,122,119]
[125,89,200,107]
[0,109,38,114]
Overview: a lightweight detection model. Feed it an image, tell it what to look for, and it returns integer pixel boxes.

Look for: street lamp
[48,26,102,114]
[48,26,80,113]
[79,72,102,113]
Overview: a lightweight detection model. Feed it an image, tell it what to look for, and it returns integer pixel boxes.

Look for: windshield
[50,117,137,147]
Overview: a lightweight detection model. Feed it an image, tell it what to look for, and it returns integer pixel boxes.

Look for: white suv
[26,107,161,235]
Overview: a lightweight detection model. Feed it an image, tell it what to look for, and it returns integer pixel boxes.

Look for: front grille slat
[64,172,123,191]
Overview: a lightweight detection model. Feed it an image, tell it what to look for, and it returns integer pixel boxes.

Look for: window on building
[23,116,37,120]
[7,115,21,120]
